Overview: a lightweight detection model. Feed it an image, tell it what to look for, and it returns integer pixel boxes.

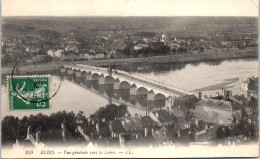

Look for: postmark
[8,75,51,110]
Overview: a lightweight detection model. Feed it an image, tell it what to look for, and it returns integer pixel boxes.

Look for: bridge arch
[154,93,166,108]
[65,67,71,74]
[119,81,131,89]
[92,73,99,80]
[81,71,87,76]
[154,93,166,100]
[92,73,100,90]
[65,68,74,80]
[118,81,131,102]
[80,71,87,85]
[137,87,148,107]
[137,87,148,95]
[75,69,82,83]
[105,76,115,84]
[102,75,114,97]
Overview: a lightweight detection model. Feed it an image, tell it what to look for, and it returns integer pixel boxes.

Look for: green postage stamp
[8,75,50,110]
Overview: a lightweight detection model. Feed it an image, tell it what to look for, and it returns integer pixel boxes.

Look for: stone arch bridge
[61,64,194,111]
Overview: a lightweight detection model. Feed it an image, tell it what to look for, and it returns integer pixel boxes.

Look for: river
[1,58,258,119]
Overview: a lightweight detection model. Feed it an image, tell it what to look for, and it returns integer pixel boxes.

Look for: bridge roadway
[65,63,193,98]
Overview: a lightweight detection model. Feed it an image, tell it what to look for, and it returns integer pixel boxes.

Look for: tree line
[2,104,128,145]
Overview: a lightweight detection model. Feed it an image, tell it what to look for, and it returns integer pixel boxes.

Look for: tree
[90,104,129,121]
[216,127,226,138]
[2,116,19,144]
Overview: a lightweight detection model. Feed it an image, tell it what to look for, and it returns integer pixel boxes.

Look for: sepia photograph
[1,0,259,158]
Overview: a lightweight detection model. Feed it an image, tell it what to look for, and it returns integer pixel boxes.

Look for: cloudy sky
[2,0,258,17]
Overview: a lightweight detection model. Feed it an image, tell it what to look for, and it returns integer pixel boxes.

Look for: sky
[1,0,259,17]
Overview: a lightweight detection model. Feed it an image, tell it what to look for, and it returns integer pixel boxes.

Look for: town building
[241,77,258,99]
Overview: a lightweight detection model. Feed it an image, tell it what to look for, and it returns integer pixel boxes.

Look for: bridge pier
[113,79,120,100]
[130,84,137,105]
[98,74,105,94]
[60,67,65,76]
[85,72,93,88]
[66,69,74,81]
[72,69,77,81]
[104,75,115,98]
[147,90,155,112]
[80,71,87,85]
[75,70,82,83]
[165,96,173,110]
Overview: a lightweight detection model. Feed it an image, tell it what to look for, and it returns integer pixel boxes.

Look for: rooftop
[196,98,232,111]
[152,109,177,123]
[171,107,185,118]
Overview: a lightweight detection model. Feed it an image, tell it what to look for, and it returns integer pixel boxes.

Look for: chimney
[102,118,106,122]
[109,121,113,137]
[195,118,199,126]
[205,122,208,130]
[155,112,159,119]
[36,128,41,145]
[151,128,155,137]
[119,135,125,148]
[229,90,232,97]
[26,126,31,139]
[199,92,202,100]
[96,122,100,134]
[177,130,181,138]
[92,120,95,125]
[136,134,139,139]
[61,122,66,142]
[111,132,114,138]
[144,127,148,137]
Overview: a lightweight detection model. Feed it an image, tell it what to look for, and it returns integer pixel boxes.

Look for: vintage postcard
[1,0,259,158]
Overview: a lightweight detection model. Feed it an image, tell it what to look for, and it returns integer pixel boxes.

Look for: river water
[1,58,258,119]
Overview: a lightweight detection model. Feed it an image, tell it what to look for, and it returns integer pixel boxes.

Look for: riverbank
[1,48,258,74]
[1,63,60,75]
[78,48,258,66]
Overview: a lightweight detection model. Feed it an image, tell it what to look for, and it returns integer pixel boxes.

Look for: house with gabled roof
[149,109,177,127]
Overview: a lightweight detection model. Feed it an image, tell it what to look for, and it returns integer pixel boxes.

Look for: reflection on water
[131,58,258,96]
[114,58,257,73]
[1,58,258,119]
